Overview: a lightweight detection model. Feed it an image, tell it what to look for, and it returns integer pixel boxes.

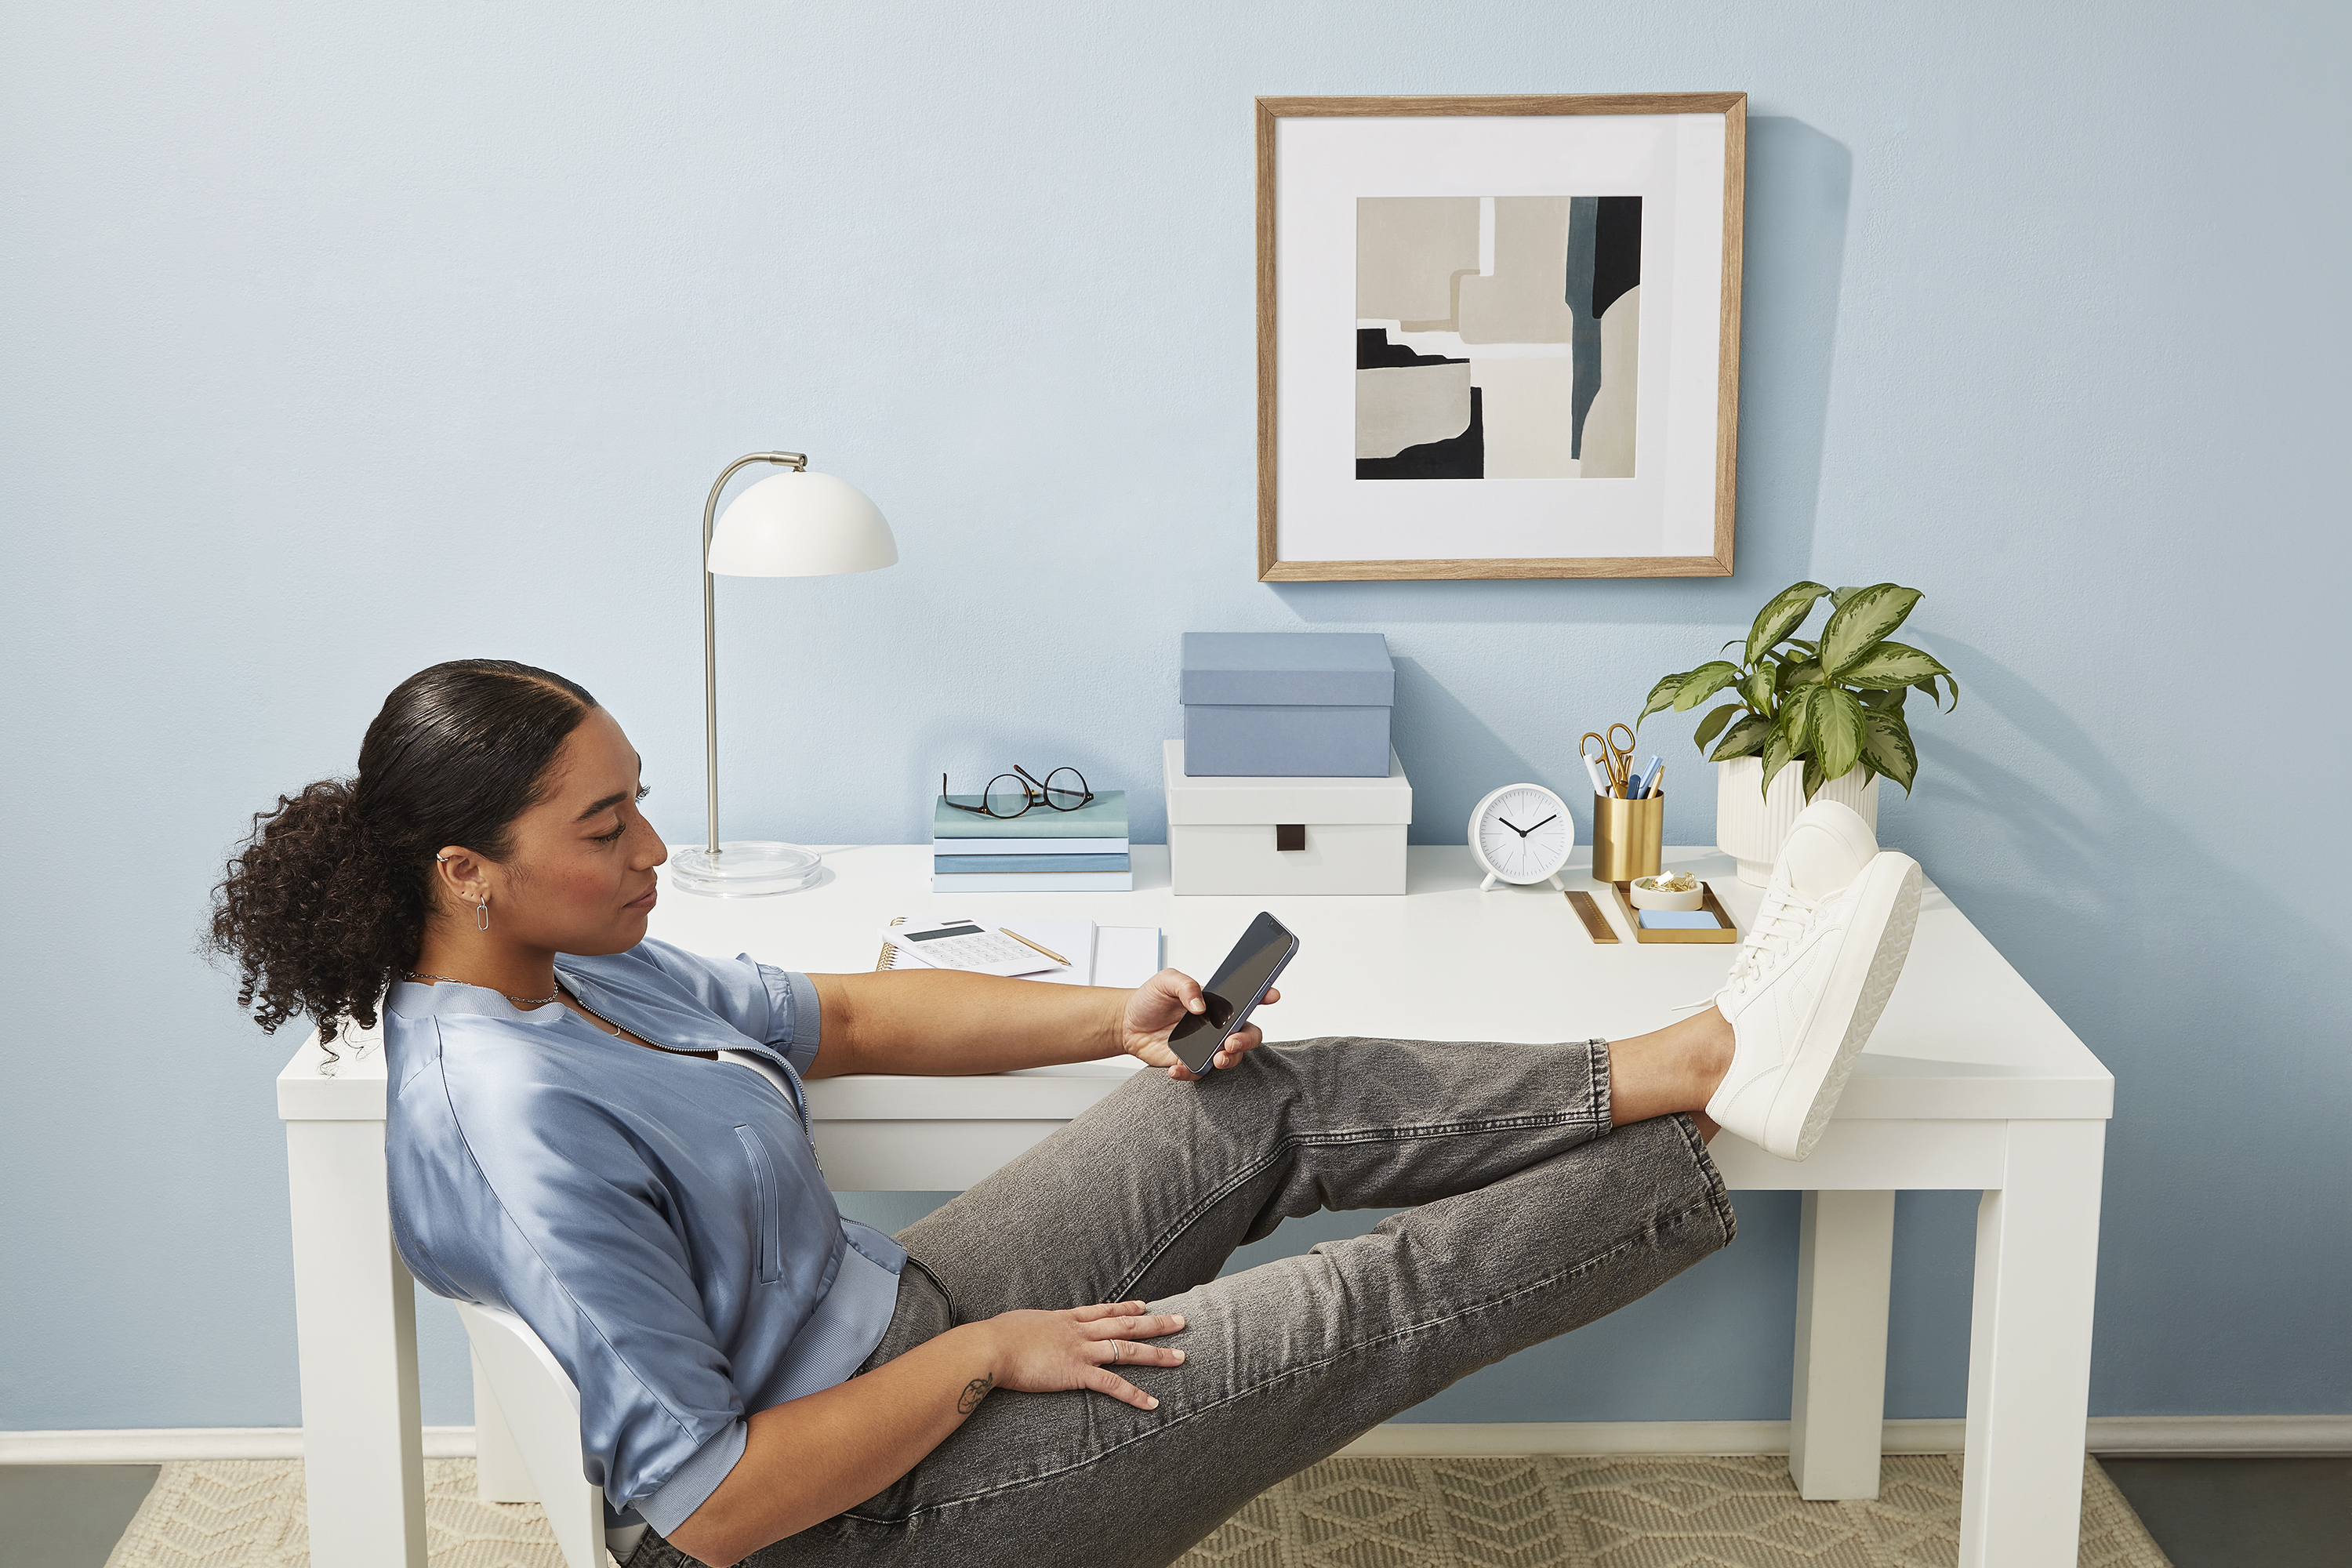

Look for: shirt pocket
[733,1124,784,1285]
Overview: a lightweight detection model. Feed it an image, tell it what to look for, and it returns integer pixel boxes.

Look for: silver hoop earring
[476,897,489,933]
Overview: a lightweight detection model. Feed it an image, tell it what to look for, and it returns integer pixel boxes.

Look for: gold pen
[999,927,1071,966]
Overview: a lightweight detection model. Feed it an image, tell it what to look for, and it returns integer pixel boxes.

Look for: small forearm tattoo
[956,1376,993,1415]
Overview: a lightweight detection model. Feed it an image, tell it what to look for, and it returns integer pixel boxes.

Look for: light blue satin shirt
[383,938,907,1535]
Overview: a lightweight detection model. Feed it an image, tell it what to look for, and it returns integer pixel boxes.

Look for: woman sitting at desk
[209,659,1921,1568]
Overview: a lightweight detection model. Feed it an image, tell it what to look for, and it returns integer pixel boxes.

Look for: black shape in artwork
[1566,197,1602,459]
[1358,327,1468,369]
[1565,195,1642,459]
[1358,386,1483,480]
[1589,196,1642,319]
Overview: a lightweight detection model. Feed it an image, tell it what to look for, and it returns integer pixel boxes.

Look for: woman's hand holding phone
[1119,968,1281,1080]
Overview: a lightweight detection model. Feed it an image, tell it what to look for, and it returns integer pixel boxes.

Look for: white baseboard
[1338,1414,2352,1460]
[0,1427,476,1464]
[5,1414,2344,1466]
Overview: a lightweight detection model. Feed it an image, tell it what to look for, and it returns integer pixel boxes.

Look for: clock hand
[1525,813,1558,833]
[1496,817,1527,836]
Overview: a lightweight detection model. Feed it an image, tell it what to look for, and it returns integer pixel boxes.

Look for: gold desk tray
[1565,882,1741,945]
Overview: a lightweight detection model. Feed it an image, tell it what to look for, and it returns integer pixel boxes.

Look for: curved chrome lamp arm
[700,451,808,856]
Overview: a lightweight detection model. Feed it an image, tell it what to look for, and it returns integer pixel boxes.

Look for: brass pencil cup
[1591,791,1664,884]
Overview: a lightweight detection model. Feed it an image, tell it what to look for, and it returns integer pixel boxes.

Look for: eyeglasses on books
[939,764,1095,819]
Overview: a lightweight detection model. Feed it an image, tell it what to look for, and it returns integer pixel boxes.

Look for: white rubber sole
[1780,855,1923,1160]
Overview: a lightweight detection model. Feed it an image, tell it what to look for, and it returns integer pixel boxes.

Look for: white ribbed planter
[1715,757,1879,885]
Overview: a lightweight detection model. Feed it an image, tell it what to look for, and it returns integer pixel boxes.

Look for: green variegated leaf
[1938,671,1961,711]
[1863,707,1918,793]
[1820,583,1922,677]
[1671,660,1741,711]
[1829,586,1864,607]
[1813,687,1866,781]
[1861,684,1907,710]
[1759,727,1796,797]
[1778,685,1818,759]
[1745,581,1831,666]
[1784,658,1828,689]
[1838,641,1949,689]
[1742,665,1777,713]
[1711,714,1771,760]
[1639,671,1689,724]
[1802,756,1826,801]
[1693,702,1741,751]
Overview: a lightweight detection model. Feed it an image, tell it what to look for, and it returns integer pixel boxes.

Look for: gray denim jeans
[626,1035,1734,1568]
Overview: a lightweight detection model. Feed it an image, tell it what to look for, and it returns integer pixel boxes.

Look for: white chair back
[454,1298,611,1568]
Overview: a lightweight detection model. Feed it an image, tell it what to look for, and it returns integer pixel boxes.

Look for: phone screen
[1167,911,1296,1073]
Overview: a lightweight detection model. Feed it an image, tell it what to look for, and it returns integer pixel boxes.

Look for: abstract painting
[1356,196,1642,480]
[1257,94,1747,579]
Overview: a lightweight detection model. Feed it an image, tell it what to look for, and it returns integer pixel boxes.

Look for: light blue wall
[4,0,2345,1434]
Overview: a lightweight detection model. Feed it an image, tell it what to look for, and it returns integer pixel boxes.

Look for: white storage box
[1163,739,1411,895]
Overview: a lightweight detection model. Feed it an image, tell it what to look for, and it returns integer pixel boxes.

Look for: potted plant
[1639,580,1958,885]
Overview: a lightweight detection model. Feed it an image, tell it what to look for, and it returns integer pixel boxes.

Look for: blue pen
[1633,755,1661,797]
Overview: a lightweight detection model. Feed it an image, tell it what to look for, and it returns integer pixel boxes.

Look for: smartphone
[1165,911,1298,1076]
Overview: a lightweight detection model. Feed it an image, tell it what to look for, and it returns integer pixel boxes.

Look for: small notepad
[877,916,1161,987]
[1637,909,1719,930]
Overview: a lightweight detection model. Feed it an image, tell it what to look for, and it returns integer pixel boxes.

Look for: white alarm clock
[1468,783,1575,891]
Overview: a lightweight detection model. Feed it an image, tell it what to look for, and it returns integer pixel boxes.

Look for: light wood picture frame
[1256,94,1747,581]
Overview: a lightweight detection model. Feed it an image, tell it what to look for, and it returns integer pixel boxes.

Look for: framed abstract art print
[1256,94,1747,580]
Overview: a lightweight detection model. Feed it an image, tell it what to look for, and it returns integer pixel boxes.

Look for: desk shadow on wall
[1269,117,1853,632]
[1891,636,2352,1413]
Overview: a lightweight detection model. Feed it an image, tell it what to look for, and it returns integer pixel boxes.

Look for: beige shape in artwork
[1357,364,1472,459]
[1356,198,1481,325]
[1472,358,1577,478]
[1457,196,1573,345]
[1577,285,1640,477]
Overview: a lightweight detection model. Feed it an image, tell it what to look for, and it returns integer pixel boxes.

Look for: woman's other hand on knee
[973,1300,1189,1410]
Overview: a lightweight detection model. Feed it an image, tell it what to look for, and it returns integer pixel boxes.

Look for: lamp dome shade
[706,469,898,577]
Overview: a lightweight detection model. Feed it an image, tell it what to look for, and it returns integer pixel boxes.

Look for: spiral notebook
[874,915,1161,988]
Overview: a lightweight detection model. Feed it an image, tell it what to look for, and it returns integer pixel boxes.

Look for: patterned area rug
[103,1453,2170,1568]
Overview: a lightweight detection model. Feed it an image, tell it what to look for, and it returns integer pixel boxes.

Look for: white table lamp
[671,451,897,898]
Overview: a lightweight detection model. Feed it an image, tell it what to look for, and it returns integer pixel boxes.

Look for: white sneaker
[1722,800,1879,996]
[1673,800,1878,1013]
[1707,851,1923,1160]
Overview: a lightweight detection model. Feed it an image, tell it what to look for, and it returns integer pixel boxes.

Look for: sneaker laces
[1674,890,1820,1010]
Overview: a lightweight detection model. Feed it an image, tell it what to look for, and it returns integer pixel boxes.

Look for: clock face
[1473,786,1573,884]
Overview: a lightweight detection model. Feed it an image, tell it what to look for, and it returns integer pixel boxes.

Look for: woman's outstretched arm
[802,967,1276,1082]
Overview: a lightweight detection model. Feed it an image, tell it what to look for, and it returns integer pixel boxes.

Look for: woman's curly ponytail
[206,659,598,1042]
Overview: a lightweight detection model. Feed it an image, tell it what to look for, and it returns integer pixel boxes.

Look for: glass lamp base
[671,841,823,898]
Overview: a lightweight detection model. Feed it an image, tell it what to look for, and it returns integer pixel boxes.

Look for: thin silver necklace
[404,971,561,1008]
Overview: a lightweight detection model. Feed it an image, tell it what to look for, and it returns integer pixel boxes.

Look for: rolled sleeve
[631,938,821,1072]
[635,1418,748,1537]
[761,967,821,1075]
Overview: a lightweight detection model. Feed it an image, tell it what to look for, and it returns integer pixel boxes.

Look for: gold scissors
[1581,724,1637,795]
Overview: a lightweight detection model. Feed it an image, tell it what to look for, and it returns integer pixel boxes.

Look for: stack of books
[932,789,1130,892]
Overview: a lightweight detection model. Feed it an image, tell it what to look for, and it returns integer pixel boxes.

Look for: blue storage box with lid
[1179,632,1396,777]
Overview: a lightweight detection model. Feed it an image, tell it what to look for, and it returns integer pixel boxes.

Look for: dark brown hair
[206,659,598,1041]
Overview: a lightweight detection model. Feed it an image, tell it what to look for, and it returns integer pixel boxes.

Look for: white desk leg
[473,1345,536,1503]
[1960,1120,2107,1567]
[1789,1189,1895,1499]
[285,1118,428,1568]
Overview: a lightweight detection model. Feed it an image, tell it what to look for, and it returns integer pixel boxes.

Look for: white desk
[278,844,2111,1568]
